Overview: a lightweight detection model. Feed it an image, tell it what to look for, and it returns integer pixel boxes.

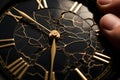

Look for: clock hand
[49,30,60,80]
[13,7,51,33]
[50,38,56,80]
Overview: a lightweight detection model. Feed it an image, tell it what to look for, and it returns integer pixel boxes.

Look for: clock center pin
[49,30,60,39]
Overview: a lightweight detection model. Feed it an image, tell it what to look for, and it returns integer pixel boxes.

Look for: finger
[100,13,120,48]
[97,0,120,15]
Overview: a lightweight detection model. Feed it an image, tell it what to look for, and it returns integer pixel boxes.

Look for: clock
[0,0,119,80]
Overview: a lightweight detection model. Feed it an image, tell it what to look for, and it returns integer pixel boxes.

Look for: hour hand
[13,7,51,33]
[49,30,60,80]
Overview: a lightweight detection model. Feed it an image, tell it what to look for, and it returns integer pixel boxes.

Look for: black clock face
[0,0,114,80]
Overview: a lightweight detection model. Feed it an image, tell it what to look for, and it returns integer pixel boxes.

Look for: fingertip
[97,0,112,6]
[100,14,120,31]
[97,0,120,14]
[97,0,120,48]
[99,14,120,48]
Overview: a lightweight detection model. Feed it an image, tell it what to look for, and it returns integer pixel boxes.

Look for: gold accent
[36,0,48,9]
[95,52,111,59]
[5,11,22,22]
[50,38,56,80]
[13,7,50,32]
[0,43,15,48]
[49,30,60,80]
[17,64,30,79]
[52,72,56,80]
[10,61,24,72]
[6,57,22,69]
[93,52,111,63]
[49,30,60,38]
[0,38,15,48]
[6,57,30,79]
[44,71,49,80]
[93,55,110,63]
[70,2,82,13]
[75,68,87,80]
[0,38,14,42]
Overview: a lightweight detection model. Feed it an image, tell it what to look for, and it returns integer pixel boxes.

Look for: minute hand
[13,7,51,33]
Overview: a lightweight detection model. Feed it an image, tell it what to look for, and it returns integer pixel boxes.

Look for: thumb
[97,0,120,15]
[100,14,120,48]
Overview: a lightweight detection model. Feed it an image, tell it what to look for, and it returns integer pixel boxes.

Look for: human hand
[97,0,120,49]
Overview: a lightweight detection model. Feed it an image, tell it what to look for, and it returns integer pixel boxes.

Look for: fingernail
[100,14,120,30]
[97,0,112,5]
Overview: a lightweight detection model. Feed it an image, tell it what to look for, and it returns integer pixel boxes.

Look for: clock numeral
[75,68,87,80]
[69,2,82,13]
[52,72,56,80]
[0,38,15,48]
[44,71,55,80]
[93,52,111,63]
[50,72,56,80]
[45,71,49,80]
[5,11,22,22]
[6,57,30,80]
[36,0,48,9]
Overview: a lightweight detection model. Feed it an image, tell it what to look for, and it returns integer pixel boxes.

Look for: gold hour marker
[36,0,48,9]
[0,38,15,48]
[5,11,22,22]
[44,71,55,80]
[70,2,82,13]
[6,57,30,79]
[51,72,56,80]
[44,71,49,80]
[95,30,100,36]
[75,68,87,80]
[53,72,56,80]
[93,52,111,63]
